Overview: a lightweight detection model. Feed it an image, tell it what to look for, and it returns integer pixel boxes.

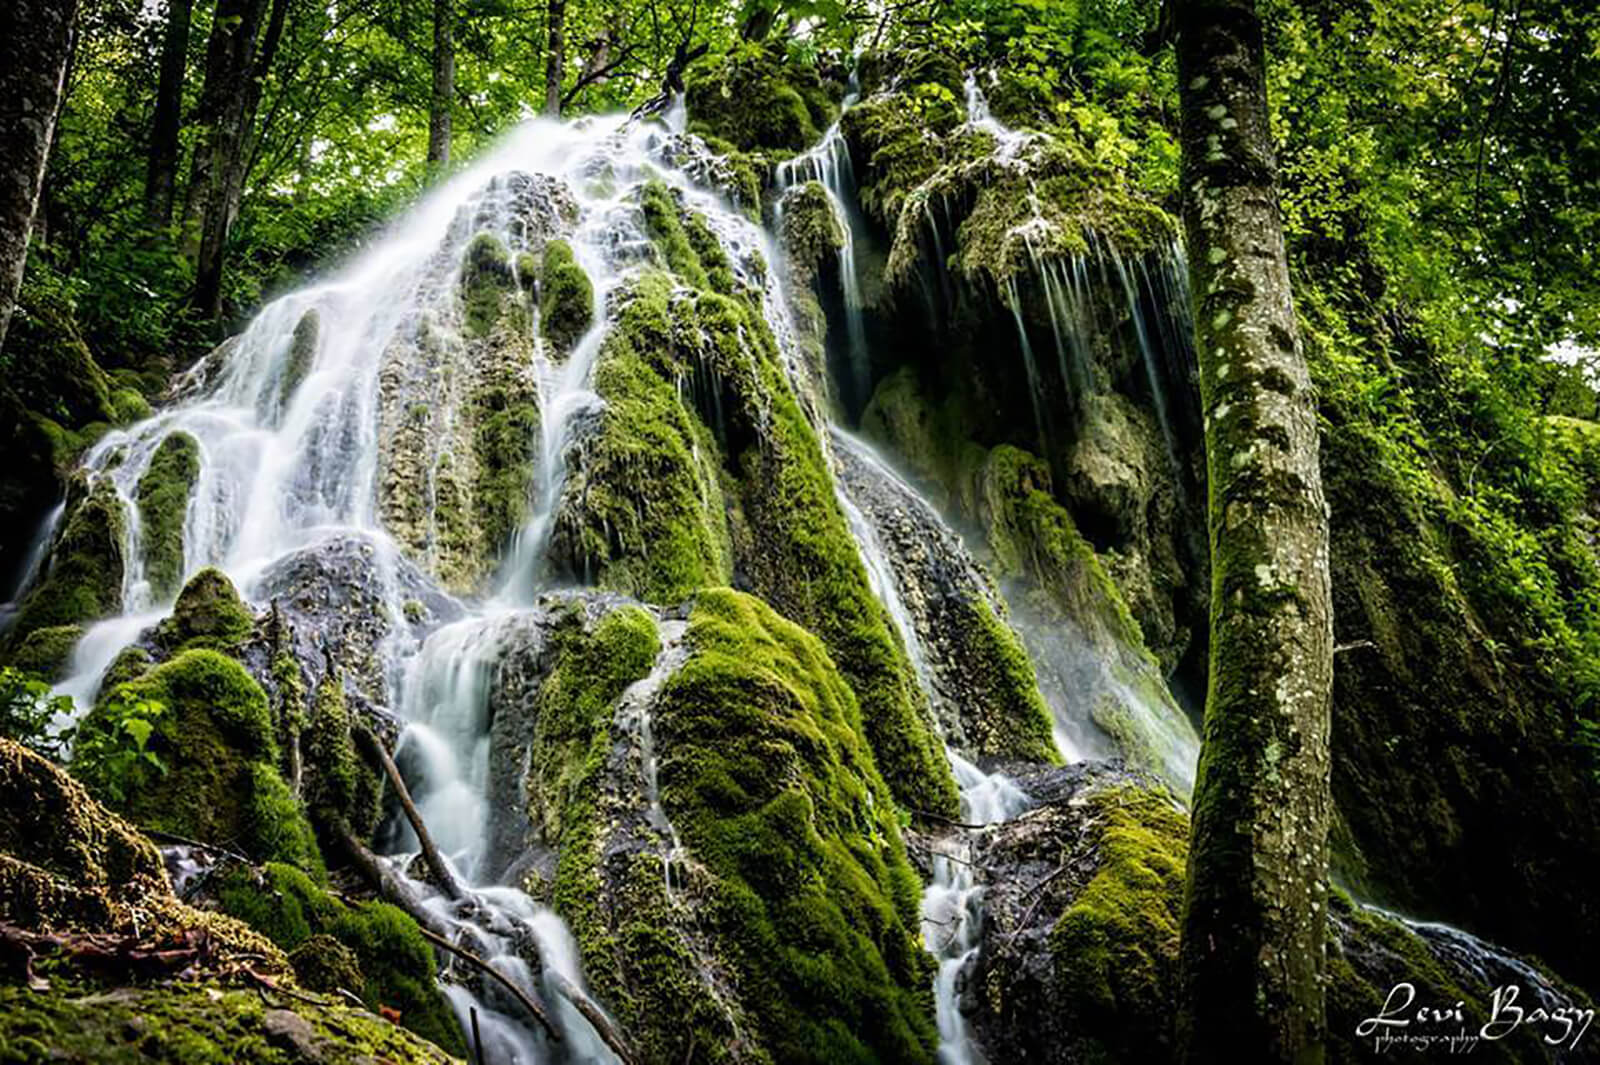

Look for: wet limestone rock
[832,433,1057,762]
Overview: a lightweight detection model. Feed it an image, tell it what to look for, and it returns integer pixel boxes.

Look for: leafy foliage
[0,668,76,761]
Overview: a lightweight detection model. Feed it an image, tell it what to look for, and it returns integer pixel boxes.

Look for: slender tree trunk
[543,0,567,118]
[427,0,453,166]
[191,0,287,319]
[1173,1,1333,1063]
[0,0,79,355]
[145,0,194,225]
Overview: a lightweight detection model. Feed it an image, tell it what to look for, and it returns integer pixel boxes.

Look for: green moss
[79,649,320,872]
[640,182,712,290]
[534,607,662,1013]
[779,182,845,277]
[0,980,459,1064]
[5,625,82,682]
[685,42,838,152]
[215,861,465,1057]
[2,293,115,428]
[551,275,735,601]
[136,432,200,600]
[469,379,539,570]
[279,309,320,410]
[539,239,594,353]
[7,477,125,640]
[652,589,937,1064]
[109,388,151,424]
[459,231,517,338]
[1048,785,1186,1064]
[958,597,1059,761]
[289,933,364,994]
[159,567,254,651]
[301,672,380,836]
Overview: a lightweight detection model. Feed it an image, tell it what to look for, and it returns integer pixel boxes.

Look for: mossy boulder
[0,738,280,965]
[6,475,126,642]
[653,589,938,1064]
[77,648,320,873]
[459,231,519,338]
[300,671,382,836]
[549,275,735,602]
[5,624,82,681]
[685,43,840,153]
[539,238,593,354]
[0,981,459,1063]
[136,432,201,601]
[157,566,254,651]
[215,862,466,1056]
[278,308,320,412]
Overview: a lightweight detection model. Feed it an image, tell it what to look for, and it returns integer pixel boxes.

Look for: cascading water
[8,55,1211,1063]
[26,106,794,1062]
[774,81,873,408]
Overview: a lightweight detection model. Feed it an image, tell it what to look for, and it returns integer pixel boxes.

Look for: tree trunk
[427,0,453,166]
[542,0,566,118]
[190,0,286,320]
[1173,1,1333,1063]
[0,0,79,356]
[145,0,194,225]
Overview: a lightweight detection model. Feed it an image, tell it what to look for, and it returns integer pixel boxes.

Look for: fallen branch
[333,821,452,940]
[140,827,253,867]
[545,967,637,1065]
[415,925,559,1043]
[354,725,466,902]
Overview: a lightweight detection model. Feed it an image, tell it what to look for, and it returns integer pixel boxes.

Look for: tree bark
[189,0,288,320]
[0,0,79,356]
[1173,1,1333,1063]
[145,0,194,224]
[426,0,453,166]
[542,0,566,118]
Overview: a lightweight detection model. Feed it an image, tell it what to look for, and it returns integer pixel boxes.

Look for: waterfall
[775,84,872,409]
[28,104,795,1062]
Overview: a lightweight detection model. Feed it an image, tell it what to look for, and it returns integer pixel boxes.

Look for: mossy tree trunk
[427,0,453,166]
[0,0,78,355]
[1173,1,1334,1063]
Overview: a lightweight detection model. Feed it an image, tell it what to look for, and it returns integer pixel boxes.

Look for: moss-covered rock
[136,431,200,601]
[215,862,466,1057]
[278,308,320,412]
[5,624,82,681]
[301,671,381,837]
[539,238,593,354]
[459,232,519,338]
[157,566,254,651]
[549,275,735,602]
[0,738,280,967]
[6,475,125,641]
[654,589,937,1064]
[685,43,840,153]
[77,648,320,873]
[0,981,460,1063]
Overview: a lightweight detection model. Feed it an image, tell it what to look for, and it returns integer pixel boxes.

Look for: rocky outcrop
[0,739,460,1063]
[965,765,1598,1065]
